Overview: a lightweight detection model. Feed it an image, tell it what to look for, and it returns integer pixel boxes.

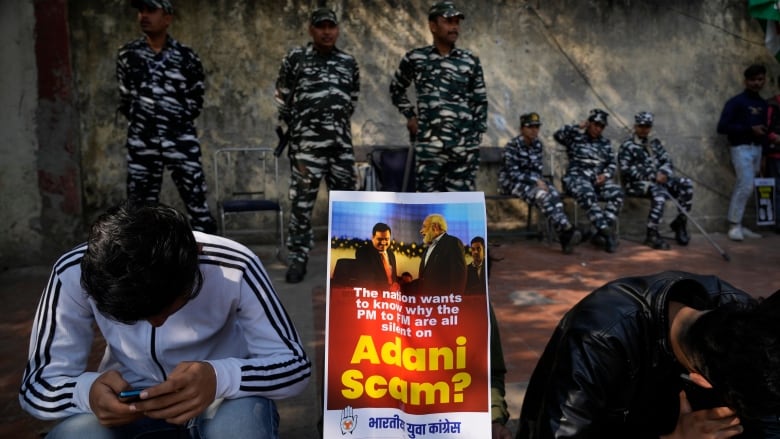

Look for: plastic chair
[213,147,284,255]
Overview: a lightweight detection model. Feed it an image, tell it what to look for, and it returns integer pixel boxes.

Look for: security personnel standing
[275,7,360,283]
[618,111,693,250]
[499,113,581,254]
[117,0,216,233]
[554,109,623,252]
[389,1,488,192]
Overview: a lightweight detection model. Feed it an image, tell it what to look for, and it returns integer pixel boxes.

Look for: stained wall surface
[3,0,778,267]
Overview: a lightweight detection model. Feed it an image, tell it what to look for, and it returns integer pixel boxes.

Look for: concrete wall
[2,0,778,267]
[1,2,44,268]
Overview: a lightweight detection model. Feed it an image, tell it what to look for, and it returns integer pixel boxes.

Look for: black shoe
[644,228,670,250]
[670,214,690,246]
[285,260,307,283]
[590,231,605,248]
[559,227,582,254]
[599,228,617,253]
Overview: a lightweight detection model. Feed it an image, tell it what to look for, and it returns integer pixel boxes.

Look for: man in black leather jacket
[517,271,780,438]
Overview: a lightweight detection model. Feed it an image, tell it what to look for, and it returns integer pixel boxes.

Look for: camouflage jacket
[498,135,546,195]
[117,35,204,131]
[618,134,674,185]
[274,43,359,137]
[554,124,616,181]
[389,45,487,146]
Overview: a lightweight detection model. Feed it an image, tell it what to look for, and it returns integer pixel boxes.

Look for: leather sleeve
[532,325,636,438]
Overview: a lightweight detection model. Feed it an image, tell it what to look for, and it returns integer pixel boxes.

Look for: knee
[202,397,279,438]
[47,414,111,439]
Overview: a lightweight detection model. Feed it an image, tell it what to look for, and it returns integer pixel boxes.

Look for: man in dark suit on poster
[354,222,399,290]
[415,213,467,295]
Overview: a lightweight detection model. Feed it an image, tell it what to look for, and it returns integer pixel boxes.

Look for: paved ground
[2,228,778,438]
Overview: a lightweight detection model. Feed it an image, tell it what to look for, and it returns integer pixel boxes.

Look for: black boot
[559,226,582,254]
[644,228,670,250]
[598,228,617,253]
[670,214,690,246]
[285,259,308,283]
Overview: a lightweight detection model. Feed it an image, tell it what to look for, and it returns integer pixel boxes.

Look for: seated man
[554,109,624,253]
[618,111,693,250]
[499,112,581,254]
[517,271,780,438]
[19,202,311,438]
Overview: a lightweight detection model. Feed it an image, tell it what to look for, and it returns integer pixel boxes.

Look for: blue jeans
[46,397,279,439]
[727,144,762,224]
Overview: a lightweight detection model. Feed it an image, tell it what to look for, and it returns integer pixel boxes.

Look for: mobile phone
[118,388,144,400]
[680,374,725,411]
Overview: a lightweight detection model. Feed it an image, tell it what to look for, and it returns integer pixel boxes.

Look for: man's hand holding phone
[118,388,145,401]
[128,361,217,425]
[89,370,145,427]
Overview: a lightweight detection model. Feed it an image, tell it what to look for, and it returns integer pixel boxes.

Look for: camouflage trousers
[515,182,573,233]
[125,128,216,233]
[624,177,694,229]
[414,141,479,192]
[564,177,624,231]
[287,145,356,264]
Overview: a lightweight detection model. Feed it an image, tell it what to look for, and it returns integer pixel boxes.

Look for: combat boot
[559,226,582,254]
[670,214,690,246]
[644,228,670,250]
[598,228,617,253]
[286,259,308,283]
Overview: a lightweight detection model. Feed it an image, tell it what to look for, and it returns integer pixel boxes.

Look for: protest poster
[322,191,491,439]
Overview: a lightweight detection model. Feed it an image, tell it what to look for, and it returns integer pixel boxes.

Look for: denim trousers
[46,396,279,439]
[727,144,762,224]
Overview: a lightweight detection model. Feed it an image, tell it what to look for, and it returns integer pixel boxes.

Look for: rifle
[274,50,303,158]
[274,125,288,157]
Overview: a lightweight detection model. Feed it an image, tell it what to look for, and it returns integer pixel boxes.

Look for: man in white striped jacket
[19,202,311,438]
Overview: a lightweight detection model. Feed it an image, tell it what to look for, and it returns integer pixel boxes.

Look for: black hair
[744,64,767,79]
[686,290,780,419]
[80,201,202,323]
[372,222,391,236]
[470,236,485,246]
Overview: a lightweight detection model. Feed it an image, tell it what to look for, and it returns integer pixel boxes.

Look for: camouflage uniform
[554,124,624,232]
[498,136,573,233]
[275,42,359,264]
[619,134,693,228]
[390,45,487,192]
[117,35,216,233]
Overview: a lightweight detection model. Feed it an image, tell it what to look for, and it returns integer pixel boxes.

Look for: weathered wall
[1,2,43,268]
[2,0,778,267]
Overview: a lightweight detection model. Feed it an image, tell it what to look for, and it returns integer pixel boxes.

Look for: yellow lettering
[388,376,409,403]
[341,369,364,399]
[401,346,427,371]
[364,374,388,398]
[380,336,402,366]
[410,381,451,405]
[350,335,380,364]
[456,336,467,369]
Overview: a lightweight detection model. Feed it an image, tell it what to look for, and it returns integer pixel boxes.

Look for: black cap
[428,1,465,19]
[131,0,173,14]
[520,112,542,127]
[588,108,609,125]
[311,7,338,25]
[634,111,654,126]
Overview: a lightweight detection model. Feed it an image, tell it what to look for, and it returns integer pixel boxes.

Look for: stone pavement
[2,230,778,438]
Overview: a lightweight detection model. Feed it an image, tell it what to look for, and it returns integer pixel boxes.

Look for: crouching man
[20,201,311,438]
[518,271,780,438]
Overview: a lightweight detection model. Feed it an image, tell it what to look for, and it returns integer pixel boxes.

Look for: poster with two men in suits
[322,191,491,438]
